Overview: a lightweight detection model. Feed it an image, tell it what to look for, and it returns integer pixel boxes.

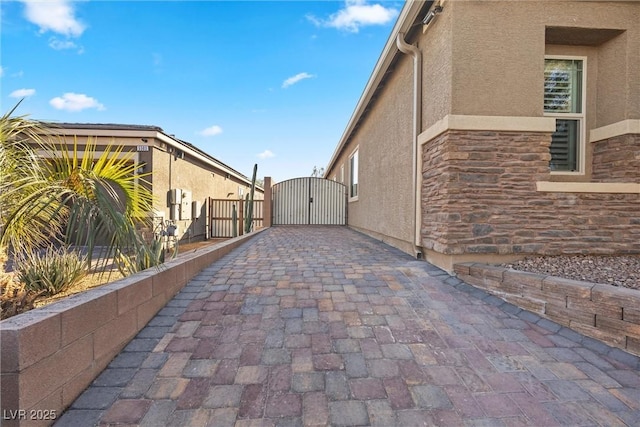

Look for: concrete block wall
[454,262,640,357]
[0,230,264,427]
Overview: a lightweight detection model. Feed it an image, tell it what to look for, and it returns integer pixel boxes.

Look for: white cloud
[199,125,223,137]
[282,72,315,89]
[258,150,275,159]
[49,93,105,112]
[48,37,81,51]
[10,88,36,98]
[21,0,86,37]
[0,66,4,78]
[307,0,398,33]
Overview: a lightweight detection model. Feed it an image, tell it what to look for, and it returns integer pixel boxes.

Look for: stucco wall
[449,1,543,118]
[153,149,264,244]
[417,0,640,126]
[419,3,453,131]
[326,0,640,266]
[149,148,261,242]
[594,31,632,126]
[332,53,416,252]
[448,0,640,123]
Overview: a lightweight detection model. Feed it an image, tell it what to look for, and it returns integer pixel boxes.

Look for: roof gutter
[396,32,423,257]
[324,0,429,174]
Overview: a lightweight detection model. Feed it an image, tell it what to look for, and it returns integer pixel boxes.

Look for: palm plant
[0,103,155,274]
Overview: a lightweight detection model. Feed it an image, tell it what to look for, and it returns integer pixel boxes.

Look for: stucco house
[40,123,264,243]
[325,0,640,272]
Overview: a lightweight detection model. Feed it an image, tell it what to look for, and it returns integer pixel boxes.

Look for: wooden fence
[208,198,264,238]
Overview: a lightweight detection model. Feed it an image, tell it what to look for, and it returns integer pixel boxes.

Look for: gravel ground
[502,255,640,290]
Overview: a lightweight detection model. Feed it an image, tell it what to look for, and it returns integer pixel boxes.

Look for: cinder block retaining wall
[454,262,640,357]
[0,230,263,427]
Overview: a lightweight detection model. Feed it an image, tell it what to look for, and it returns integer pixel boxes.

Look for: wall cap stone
[419,115,556,145]
[589,119,640,143]
[536,181,640,194]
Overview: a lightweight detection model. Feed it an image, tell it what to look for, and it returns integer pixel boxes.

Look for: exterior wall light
[422,5,443,26]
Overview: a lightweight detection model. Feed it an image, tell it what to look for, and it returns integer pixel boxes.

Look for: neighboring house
[39,123,264,243]
[325,0,640,272]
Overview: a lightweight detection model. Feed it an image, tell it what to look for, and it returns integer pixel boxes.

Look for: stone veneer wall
[421,130,640,256]
[454,263,640,357]
[592,134,640,182]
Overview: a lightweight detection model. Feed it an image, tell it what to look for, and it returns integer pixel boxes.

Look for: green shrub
[116,236,170,276]
[16,247,87,296]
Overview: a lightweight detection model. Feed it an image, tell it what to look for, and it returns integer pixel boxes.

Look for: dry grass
[35,239,229,307]
[32,270,125,308]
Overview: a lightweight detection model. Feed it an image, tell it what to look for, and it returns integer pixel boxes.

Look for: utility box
[180,190,192,220]
[170,204,180,221]
[192,200,201,219]
[168,188,182,205]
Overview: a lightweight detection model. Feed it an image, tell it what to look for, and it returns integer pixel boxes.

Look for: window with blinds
[544,58,585,172]
[349,149,359,199]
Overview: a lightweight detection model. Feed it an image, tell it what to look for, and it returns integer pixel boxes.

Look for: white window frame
[349,147,359,201]
[543,55,587,175]
[340,164,344,184]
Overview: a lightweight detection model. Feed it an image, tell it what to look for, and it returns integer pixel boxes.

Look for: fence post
[205,197,210,240]
[263,177,272,228]
[238,198,244,236]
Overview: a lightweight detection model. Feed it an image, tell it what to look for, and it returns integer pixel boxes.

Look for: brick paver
[55,226,640,426]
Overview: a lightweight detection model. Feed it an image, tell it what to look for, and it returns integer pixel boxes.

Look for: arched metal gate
[272,177,347,225]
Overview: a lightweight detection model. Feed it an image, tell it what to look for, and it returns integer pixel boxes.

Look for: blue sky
[1,0,402,182]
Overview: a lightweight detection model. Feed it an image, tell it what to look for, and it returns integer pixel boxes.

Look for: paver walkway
[56,226,640,426]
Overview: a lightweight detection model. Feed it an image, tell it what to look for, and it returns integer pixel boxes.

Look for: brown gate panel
[209,198,263,238]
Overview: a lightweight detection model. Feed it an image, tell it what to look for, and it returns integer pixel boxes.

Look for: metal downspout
[396,32,423,258]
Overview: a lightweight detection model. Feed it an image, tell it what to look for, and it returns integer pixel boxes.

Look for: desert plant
[0,103,155,273]
[244,163,258,234]
[232,204,238,237]
[243,193,251,234]
[115,236,170,276]
[16,247,87,296]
